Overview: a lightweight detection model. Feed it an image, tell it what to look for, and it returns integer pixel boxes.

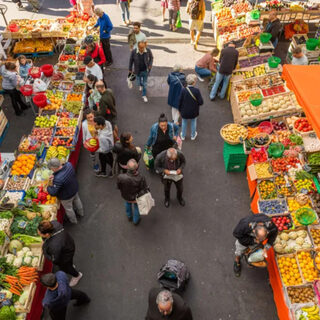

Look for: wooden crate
[29,243,44,271]
[15,283,37,313]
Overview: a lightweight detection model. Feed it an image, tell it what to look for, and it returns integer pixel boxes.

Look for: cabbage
[9,240,23,254]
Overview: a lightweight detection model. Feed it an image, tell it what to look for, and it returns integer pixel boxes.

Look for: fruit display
[238,54,271,68]
[272,120,287,131]
[66,93,82,101]
[46,90,64,105]
[11,154,36,176]
[311,193,320,217]
[287,198,312,212]
[277,130,291,144]
[277,255,303,286]
[55,127,76,137]
[297,251,320,282]
[216,7,232,19]
[4,176,29,191]
[295,305,320,320]
[258,199,287,215]
[25,186,57,205]
[258,180,277,199]
[294,179,316,193]
[31,128,53,138]
[18,136,46,152]
[220,123,247,143]
[315,251,320,268]
[62,101,82,114]
[46,146,70,161]
[231,2,251,14]
[271,157,300,173]
[238,94,299,122]
[274,229,312,254]
[59,81,73,91]
[236,90,261,103]
[287,286,315,304]
[13,39,53,54]
[295,118,313,133]
[251,148,267,163]
[262,85,286,97]
[271,216,292,231]
[57,118,77,127]
[34,115,58,128]
[277,184,295,197]
[254,162,273,179]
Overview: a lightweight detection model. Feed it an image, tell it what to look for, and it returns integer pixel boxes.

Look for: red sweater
[85,44,106,65]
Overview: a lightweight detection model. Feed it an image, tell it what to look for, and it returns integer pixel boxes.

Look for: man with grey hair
[129,41,153,103]
[93,7,113,66]
[233,213,278,277]
[145,288,193,319]
[178,74,203,141]
[155,147,186,208]
[117,159,148,225]
[47,159,83,224]
[167,64,186,124]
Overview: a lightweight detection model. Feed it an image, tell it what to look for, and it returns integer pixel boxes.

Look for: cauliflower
[13,257,22,268]
[5,254,14,264]
[23,256,32,266]
[21,247,30,254]
[31,257,39,267]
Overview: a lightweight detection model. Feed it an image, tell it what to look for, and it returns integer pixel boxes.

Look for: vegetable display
[10,216,42,237]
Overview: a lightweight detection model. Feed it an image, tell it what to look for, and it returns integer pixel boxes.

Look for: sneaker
[180,134,185,141]
[69,272,83,287]
[233,261,241,277]
[139,86,143,91]
[194,42,198,50]
[95,171,108,178]
[190,40,195,45]
[142,96,148,103]
[197,75,204,82]
[93,164,100,173]
[191,132,198,141]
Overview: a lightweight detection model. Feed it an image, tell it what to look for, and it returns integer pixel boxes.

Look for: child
[17,55,32,80]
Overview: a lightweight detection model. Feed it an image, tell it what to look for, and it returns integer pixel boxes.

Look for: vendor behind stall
[291,46,308,65]
[264,11,281,48]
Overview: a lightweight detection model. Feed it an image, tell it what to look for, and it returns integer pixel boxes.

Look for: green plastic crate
[223,142,247,172]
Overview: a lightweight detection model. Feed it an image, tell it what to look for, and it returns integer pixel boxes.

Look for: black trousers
[162,178,183,201]
[101,38,113,64]
[98,152,113,174]
[5,88,28,115]
[56,258,79,278]
[49,289,90,320]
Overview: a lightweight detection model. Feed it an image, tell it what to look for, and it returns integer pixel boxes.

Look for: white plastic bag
[127,77,133,89]
[136,192,155,215]
[33,79,47,93]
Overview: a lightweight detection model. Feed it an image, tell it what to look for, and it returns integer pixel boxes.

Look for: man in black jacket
[233,214,278,277]
[47,158,83,224]
[129,41,153,103]
[178,74,203,141]
[117,159,147,225]
[155,148,186,208]
[38,221,83,287]
[264,10,281,48]
[145,288,193,320]
[209,41,239,101]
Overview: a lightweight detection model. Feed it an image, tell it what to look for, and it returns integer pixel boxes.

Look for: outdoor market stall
[222,64,320,320]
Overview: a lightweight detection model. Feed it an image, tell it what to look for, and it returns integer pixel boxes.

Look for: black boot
[233,261,241,277]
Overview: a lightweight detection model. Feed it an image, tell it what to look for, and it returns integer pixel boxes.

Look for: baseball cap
[47,158,61,169]
[83,56,93,65]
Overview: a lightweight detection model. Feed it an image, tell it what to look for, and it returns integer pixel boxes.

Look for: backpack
[189,0,201,20]
[157,259,190,292]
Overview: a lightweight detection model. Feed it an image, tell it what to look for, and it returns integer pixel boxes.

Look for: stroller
[157,259,190,293]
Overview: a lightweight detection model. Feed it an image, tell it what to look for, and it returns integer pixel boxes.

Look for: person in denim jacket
[146,113,179,159]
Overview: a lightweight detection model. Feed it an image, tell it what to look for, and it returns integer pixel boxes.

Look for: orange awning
[282,65,320,136]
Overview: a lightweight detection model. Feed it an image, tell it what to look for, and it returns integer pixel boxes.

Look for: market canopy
[282,64,320,136]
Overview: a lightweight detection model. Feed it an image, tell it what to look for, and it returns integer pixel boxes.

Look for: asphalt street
[0,0,278,319]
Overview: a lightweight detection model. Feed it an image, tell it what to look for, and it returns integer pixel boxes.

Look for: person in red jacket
[85,43,106,69]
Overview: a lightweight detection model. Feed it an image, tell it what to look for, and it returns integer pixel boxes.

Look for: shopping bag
[136,192,155,215]
[176,11,182,29]
[143,146,154,169]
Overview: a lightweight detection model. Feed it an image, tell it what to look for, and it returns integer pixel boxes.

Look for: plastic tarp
[282,64,320,137]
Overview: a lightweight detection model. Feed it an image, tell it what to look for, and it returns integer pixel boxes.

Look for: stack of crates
[223,142,248,172]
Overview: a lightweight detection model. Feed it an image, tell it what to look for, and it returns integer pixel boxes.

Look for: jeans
[49,289,90,320]
[162,177,183,201]
[125,202,140,224]
[56,258,79,277]
[5,88,28,115]
[272,38,279,48]
[98,152,113,174]
[120,1,130,22]
[209,72,231,100]
[60,193,84,224]
[181,118,197,138]
[171,107,180,124]
[101,38,113,64]
[137,70,148,96]
[168,9,178,26]
[195,65,211,78]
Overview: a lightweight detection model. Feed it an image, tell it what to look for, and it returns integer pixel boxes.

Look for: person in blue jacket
[146,113,179,159]
[167,64,186,125]
[93,7,113,66]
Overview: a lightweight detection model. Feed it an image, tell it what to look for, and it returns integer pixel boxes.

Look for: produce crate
[285,284,317,307]
[258,198,288,215]
[29,243,44,271]
[223,142,247,172]
[15,283,37,313]
[308,225,320,250]
[3,176,30,191]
